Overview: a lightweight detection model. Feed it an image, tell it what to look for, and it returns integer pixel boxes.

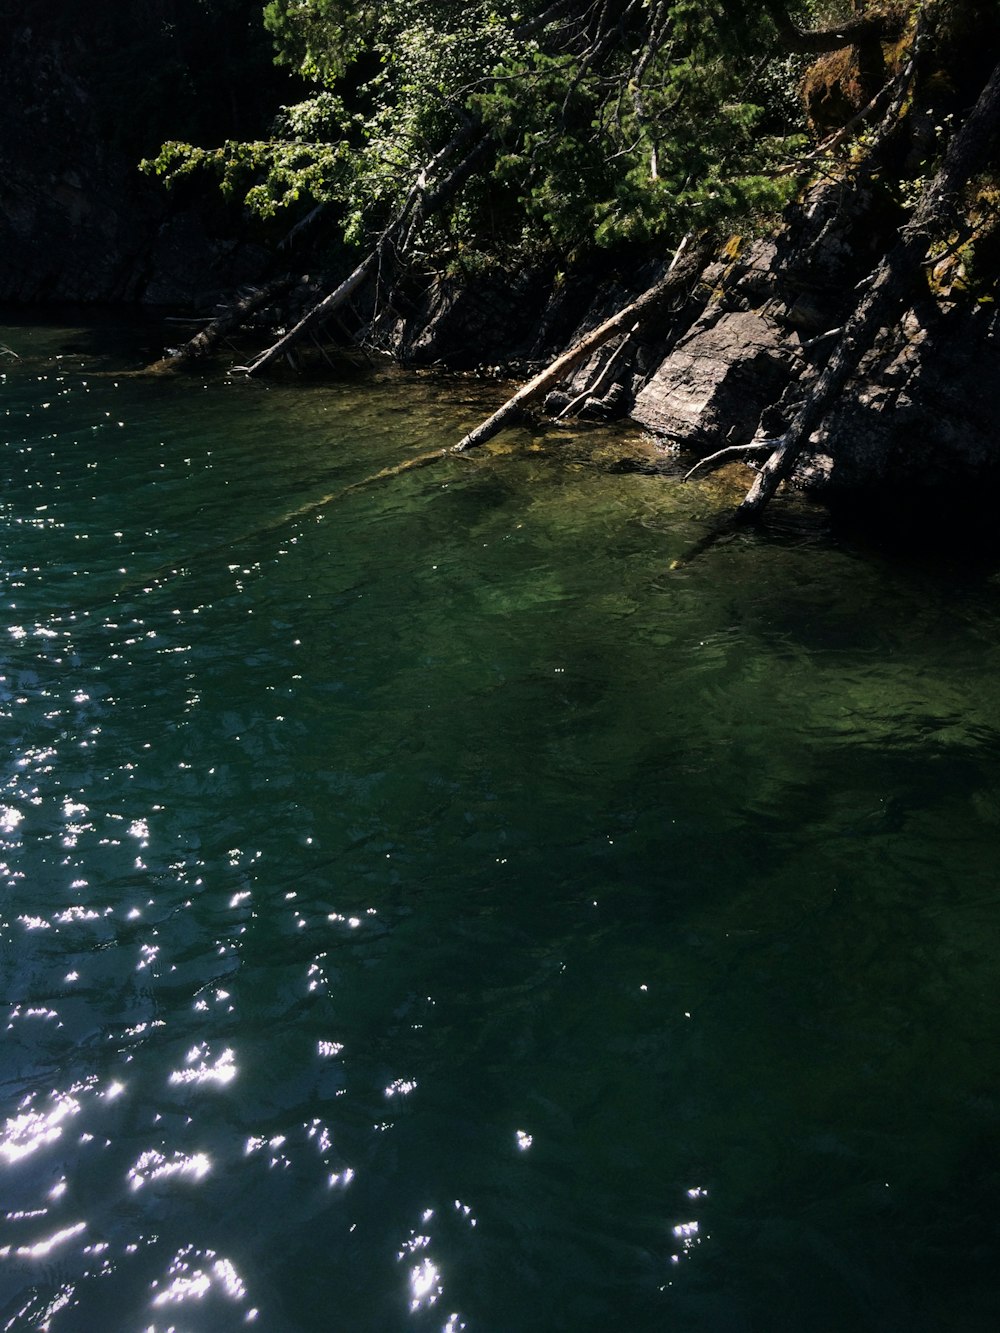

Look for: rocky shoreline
[3,7,998,516]
[375,193,1000,508]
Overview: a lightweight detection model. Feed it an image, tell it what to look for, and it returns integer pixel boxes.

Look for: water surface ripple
[1,319,999,1331]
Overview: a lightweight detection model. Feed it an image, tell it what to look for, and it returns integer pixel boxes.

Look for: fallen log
[239,253,379,377]
[452,233,706,452]
[144,277,294,374]
[241,122,485,377]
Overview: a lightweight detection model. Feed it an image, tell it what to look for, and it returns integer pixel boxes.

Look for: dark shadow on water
[825,485,1000,578]
[0,303,174,367]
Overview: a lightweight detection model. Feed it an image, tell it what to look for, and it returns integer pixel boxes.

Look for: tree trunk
[241,253,378,377]
[737,56,1000,521]
[452,234,706,452]
[241,122,485,377]
[764,1,904,55]
[144,277,294,374]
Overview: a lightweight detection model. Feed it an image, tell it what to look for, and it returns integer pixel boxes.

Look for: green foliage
[144,135,346,219]
[147,0,812,264]
[470,2,806,256]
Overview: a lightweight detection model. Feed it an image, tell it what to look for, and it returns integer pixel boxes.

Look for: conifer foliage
[145,0,814,266]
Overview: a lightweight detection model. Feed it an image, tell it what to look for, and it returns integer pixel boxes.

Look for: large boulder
[631,306,795,448]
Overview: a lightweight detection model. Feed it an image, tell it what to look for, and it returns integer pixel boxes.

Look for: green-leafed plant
[142,1,821,266]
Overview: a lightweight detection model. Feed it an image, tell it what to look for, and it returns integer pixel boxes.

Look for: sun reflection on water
[0,1090,83,1163]
[146,1245,253,1323]
[128,1149,212,1190]
[407,1255,444,1313]
[168,1044,238,1088]
[1,1220,87,1261]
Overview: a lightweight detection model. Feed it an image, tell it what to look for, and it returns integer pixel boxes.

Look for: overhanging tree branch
[763,1,906,55]
[239,121,485,377]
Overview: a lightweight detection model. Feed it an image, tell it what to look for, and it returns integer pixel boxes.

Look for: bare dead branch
[682,440,775,482]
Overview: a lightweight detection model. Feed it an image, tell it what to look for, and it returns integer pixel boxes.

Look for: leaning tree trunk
[241,122,484,377]
[238,1,573,377]
[452,233,706,452]
[737,55,1000,521]
[144,276,294,374]
[240,251,380,377]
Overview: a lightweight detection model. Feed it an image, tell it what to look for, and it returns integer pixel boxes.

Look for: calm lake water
[1,316,999,1332]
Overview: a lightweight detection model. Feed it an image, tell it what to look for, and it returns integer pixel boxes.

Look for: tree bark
[144,277,294,374]
[452,233,706,452]
[763,2,904,55]
[241,122,485,377]
[556,322,638,419]
[241,252,379,377]
[737,56,1000,521]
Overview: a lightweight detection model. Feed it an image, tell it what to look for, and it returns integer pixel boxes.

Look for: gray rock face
[800,304,1000,496]
[631,307,793,447]
[389,273,550,368]
[620,185,1000,501]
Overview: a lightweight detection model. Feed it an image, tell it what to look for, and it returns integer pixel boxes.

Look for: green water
[1,317,999,1332]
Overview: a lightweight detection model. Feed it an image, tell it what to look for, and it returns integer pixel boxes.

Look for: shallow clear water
[1,317,1000,1332]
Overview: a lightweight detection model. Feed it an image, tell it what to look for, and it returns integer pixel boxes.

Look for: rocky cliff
[626,184,1000,504]
[377,173,999,509]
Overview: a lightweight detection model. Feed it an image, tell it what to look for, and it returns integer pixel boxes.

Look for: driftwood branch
[452,233,707,453]
[682,440,774,482]
[556,321,639,419]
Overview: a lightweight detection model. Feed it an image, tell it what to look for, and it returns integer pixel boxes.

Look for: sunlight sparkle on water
[127,818,150,842]
[669,1218,703,1266]
[0,1092,81,1163]
[397,1233,430,1260]
[385,1078,417,1099]
[150,1248,248,1309]
[128,1150,212,1189]
[0,1221,87,1261]
[168,1044,237,1088]
[0,805,24,833]
[408,1256,443,1312]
